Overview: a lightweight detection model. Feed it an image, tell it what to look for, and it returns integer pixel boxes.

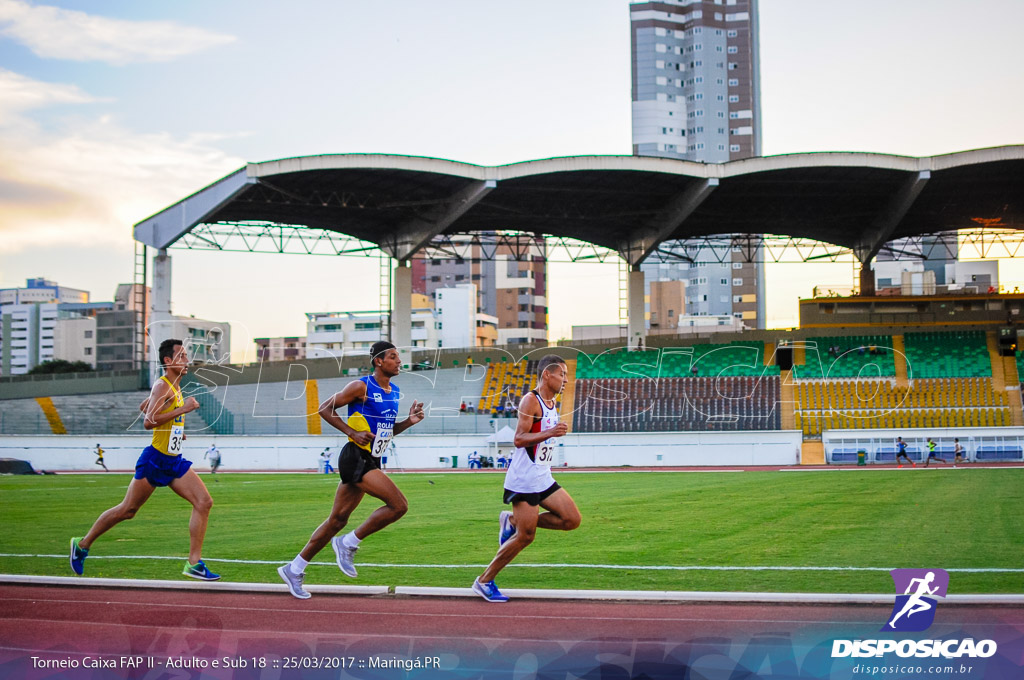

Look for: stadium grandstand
[3,148,1024,468]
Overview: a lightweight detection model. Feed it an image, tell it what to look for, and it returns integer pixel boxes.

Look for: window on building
[733,278,743,286]
[729,78,739,86]
[733,295,742,303]
[668,309,675,317]
[727,30,738,37]
[84,330,93,338]
[727,46,738,54]
[720,278,728,284]
[84,347,92,355]
[430,276,441,282]
[729,94,740,102]
[730,144,741,152]
[733,262,743,269]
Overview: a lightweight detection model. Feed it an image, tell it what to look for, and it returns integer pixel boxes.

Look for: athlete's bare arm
[513,392,568,449]
[143,379,199,430]
[318,380,373,446]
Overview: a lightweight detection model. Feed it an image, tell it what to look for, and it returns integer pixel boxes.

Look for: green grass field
[1,469,1021,593]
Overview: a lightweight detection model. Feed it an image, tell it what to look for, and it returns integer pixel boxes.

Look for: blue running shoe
[183,560,220,581]
[472,578,509,603]
[498,510,516,546]
[69,537,88,575]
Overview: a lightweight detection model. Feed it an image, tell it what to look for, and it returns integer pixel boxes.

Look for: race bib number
[535,439,555,466]
[168,424,184,455]
[371,424,393,458]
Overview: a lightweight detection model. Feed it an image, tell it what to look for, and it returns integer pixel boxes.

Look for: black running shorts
[503,482,561,506]
[338,441,381,485]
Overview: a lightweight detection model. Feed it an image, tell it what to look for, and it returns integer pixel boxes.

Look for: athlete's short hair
[370,341,397,368]
[537,354,566,376]
[158,338,183,366]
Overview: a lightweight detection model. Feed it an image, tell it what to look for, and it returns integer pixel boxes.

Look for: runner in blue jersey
[278,341,424,599]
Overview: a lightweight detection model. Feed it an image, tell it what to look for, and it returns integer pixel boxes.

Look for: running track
[2,584,1022,679]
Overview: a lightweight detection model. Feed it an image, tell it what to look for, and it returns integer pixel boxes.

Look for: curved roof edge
[134,145,1024,250]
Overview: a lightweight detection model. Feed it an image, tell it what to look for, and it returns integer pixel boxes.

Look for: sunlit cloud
[0,67,98,122]
[0,0,235,64]
[0,70,243,253]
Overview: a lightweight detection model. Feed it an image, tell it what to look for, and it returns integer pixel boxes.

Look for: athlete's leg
[298,482,365,561]
[479,501,539,583]
[168,469,214,564]
[536,488,582,532]
[349,469,408,540]
[80,478,157,549]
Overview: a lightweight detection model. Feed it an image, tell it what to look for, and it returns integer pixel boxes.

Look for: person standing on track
[277,341,424,599]
[472,354,581,603]
[70,339,220,581]
[94,443,109,472]
[204,443,222,475]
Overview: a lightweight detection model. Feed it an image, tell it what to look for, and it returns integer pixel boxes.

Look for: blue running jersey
[348,376,401,458]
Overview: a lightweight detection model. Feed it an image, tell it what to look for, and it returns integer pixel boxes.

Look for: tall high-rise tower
[631,0,765,330]
[631,0,762,162]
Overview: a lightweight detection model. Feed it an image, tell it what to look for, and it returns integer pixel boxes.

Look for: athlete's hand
[351,431,374,447]
[183,397,200,413]
[548,422,569,438]
[408,400,425,424]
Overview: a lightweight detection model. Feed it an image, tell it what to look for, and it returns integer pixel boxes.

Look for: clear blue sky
[1,0,1022,359]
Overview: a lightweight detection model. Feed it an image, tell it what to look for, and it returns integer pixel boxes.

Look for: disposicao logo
[831,568,998,659]
[883,568,948,632]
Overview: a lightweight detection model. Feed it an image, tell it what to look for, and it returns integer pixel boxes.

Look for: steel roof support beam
[619,178,719,266]
[381,180,496,261]
[853,170,931,265]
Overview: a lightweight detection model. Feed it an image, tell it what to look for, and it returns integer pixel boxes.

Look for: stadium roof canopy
[134,145,1024,265]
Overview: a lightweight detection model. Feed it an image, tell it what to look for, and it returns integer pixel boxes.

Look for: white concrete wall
[0,430,802,472]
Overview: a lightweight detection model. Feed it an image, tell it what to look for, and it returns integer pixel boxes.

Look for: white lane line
[2,554,1021,573]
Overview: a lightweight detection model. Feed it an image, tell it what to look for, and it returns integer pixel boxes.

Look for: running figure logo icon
[882,568,949,632]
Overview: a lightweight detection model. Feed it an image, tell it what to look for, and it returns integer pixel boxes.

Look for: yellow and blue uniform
[134,376,193,487]
[336,376,401,484]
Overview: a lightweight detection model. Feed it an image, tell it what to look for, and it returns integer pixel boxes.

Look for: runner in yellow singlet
[69,338,220,581]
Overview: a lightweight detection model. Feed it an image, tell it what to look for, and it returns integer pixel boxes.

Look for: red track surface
[2,584,1022,679]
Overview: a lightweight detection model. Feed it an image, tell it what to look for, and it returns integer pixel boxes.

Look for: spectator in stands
[460,402,467,413]
[924,438,947,467]
[895,436,915,468]
[468,450,482,469]
[94,443,109,472]
[953,438,965,466]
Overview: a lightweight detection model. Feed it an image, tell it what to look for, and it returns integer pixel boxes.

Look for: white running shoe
[331,536,358,578]
[277,564,311,599]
